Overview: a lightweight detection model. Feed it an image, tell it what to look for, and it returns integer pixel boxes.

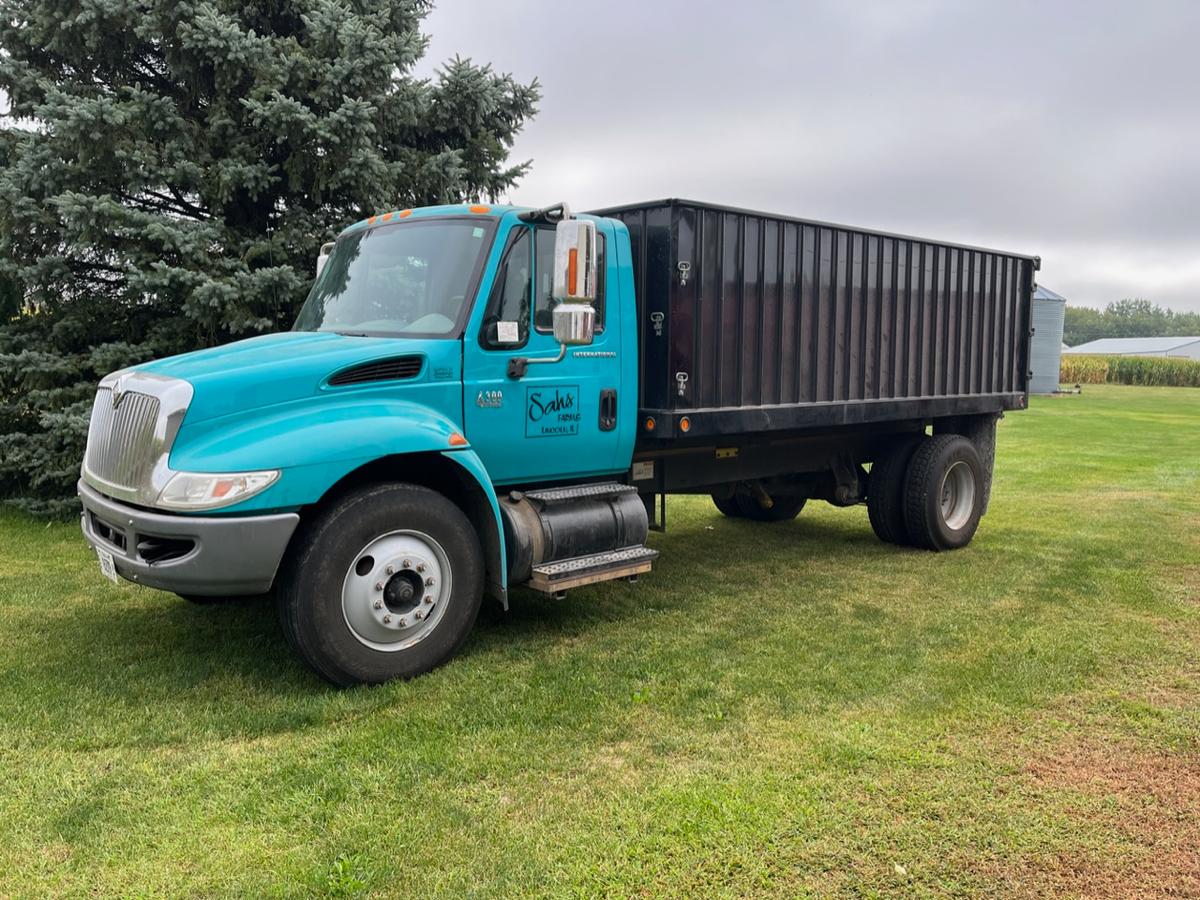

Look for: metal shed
[1063,336,1200,359]
[1030,285,1067,393]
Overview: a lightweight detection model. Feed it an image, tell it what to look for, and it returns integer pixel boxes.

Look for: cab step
[528,545,658,596]
[522,481,636,505]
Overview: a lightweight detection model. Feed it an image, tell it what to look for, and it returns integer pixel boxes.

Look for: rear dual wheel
[712,489,806,522]
[868,433,984,551]
[902,434,984,551]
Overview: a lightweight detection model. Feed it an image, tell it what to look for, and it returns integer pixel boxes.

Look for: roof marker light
[469,205,490,214]
[399,209,412,218]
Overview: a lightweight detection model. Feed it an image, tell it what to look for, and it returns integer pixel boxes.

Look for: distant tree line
[1064,299,1200,347]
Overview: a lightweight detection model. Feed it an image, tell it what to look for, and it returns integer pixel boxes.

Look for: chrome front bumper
[78,479,299,596]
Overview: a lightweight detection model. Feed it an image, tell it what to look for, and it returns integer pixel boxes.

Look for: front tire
[277,483,484,686]
[902,434,985,551]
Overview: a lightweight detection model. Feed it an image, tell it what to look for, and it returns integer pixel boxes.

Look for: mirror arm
[518,202,572,224]
[506,344,567,379]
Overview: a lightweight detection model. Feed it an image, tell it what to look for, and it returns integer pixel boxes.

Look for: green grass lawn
[1,384,1197,898]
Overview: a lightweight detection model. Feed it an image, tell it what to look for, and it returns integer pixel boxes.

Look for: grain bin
[1030,285,1066,393]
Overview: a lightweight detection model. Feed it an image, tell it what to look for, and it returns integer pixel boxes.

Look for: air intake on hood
[327,356,424,386]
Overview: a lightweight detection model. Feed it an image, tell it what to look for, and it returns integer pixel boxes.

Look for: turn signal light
[448,433,469,447]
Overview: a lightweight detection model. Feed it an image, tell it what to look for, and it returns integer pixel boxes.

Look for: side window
[534,227,605,333]
[480,228,532,349]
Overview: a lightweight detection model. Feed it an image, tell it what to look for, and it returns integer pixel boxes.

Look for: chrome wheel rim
[341,530,451,651]
[939,460,976,531]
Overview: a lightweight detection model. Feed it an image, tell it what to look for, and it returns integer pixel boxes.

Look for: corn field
[1060,353,1200,387]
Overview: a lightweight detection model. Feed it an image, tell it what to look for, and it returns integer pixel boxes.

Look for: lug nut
[416,564,425,573]
[424,577,434,587]
[373,600,383,610]
[402,559,411,569]
[382,614,391,624]
[423,595,433,605]
[398,617,407,627]
[374,581,383,592]
[414,610,423,620]
[385,564,395,575]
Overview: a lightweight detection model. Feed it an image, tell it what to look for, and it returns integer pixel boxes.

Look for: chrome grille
[84,388,161,493]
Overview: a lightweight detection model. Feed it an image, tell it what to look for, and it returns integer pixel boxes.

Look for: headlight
[156,470,280,510]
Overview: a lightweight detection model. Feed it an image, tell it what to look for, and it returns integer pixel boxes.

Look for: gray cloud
[420,0,1200,311]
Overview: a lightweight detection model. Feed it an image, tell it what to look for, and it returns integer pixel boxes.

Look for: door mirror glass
[552,219,597,302]
[316,241,335,277]
[552,303,595,346]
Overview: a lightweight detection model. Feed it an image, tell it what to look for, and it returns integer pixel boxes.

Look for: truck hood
[134,332,460,424]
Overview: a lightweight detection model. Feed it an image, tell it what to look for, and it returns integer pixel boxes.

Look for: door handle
[599,389,617,432]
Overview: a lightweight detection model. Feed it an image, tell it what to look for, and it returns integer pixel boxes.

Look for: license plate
[97,548,120,584]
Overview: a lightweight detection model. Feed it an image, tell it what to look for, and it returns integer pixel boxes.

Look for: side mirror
[552,219,597,345]
[552,303,596,346]
[506,211,597,378]
[316,241,335,277]
[553,219,597,302]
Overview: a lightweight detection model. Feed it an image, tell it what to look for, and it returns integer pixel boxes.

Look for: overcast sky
[419,0,1200,312]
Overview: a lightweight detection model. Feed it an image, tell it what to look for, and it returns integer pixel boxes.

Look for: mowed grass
[1,384,1197,897]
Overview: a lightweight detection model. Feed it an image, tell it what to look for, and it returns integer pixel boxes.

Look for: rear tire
[277,483,484,686]
[902,434,985,551]
[867,435,924,545]
[712,492,743,518]
[735,492,807,522]
[713,489,806,522]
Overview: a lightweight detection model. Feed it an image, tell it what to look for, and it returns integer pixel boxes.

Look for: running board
[528,546,658,596]
[522,481,637,505]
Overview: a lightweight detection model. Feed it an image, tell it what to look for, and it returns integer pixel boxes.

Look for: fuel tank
[498,483,649,584]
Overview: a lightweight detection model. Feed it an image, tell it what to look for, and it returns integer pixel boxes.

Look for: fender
[168,394,510,595]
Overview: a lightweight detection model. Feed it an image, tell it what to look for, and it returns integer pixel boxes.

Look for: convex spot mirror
[552,219,597,346]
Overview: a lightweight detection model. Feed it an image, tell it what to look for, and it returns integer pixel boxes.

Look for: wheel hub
[383,570,422,614]
[340,531,451,651]
[939,460,976,531]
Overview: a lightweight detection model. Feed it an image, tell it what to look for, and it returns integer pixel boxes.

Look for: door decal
[526,385,580,437]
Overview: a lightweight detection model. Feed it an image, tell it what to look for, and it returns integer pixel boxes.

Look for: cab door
[463,220,623,486]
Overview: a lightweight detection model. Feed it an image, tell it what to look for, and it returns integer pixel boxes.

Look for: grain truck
[79,199,1038,685]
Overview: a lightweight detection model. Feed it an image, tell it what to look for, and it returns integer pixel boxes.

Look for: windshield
[294,218,493,337]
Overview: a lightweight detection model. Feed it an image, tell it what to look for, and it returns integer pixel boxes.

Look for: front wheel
[277,483,484,686]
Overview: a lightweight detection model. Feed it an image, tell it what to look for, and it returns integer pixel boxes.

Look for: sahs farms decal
[525,385,581,437]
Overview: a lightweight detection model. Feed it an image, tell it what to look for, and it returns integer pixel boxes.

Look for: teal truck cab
[80,199,1037,685]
